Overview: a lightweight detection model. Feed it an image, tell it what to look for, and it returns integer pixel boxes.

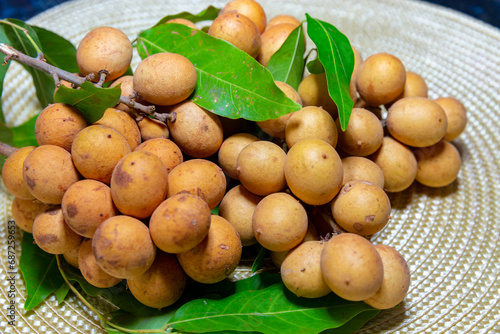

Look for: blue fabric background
[1,0,499,28]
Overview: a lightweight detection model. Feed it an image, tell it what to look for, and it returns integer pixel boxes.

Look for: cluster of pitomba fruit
[0,0,467,332]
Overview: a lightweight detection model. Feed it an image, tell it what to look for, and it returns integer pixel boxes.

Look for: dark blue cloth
[0,0,499,27]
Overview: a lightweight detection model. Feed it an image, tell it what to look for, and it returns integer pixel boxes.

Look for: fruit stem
[0,142,18,157]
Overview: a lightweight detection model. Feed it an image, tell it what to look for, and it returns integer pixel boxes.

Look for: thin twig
[0,142,18,157]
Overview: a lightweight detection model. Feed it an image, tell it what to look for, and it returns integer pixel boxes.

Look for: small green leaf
[20,232,65,311]
[251,245,266,273]
[305,14,354,130]
[54,282,70,304]
[167,283,379,334]
[11,114,38,148]
[137,23,301,121]
[266,23,306,90]
[0,123,13,170]
[54,81,121,123]
[306,56,325,74]
[0,19,55,107]
[31,25,79,73]
[153,5,221,27]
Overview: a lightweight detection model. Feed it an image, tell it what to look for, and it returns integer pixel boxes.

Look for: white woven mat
[1,0,499,333]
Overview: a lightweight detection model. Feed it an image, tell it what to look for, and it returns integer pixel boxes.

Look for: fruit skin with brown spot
[133,52,197,106]
[78,238,122,288]
[220,0,267,34]
[94,107,141,151]
[110,151,168,219]
[176,215,242,284]
[76,26,132,82]
[92,215,157,279]
[10,197,49,233]
[134,138,183,174]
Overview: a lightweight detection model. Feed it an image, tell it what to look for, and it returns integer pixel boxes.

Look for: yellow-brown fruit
[281,241,331,298]
[219,184,263,246]
[331,180,391,236]
[110,151,168,219]
[236,140,286,196]
[61,179,118,238]
[341,156,385,189]
[137,117,170,141]
[34,103,87,151]
[149,193,211,254]
[167,159,226,210]
[285,106,338,148]
[63,242,80,269]
[413,140,461,188]
[221,0,267,33]
[94,107,141,150]
[218,133,259,180]
[133,52,197,106]
[134,138,183,174]
[76,26,132,82]
[208,12,261,58]
[266,15,300,31]
[109,75,134,112]
[2,146,36,200]
[168,101,223,158]
[336,107,383,156]
[252,192,308,252]
[392,71,428,102]
[78,238,122,288]
[387,97,448,147]
[10,197,49,233]
[285,139,343,205]
[23,145,81,204]
[370,136,417,192]
[177,215,242,284]
[92,215,156,279]
[321,233,384,301]
[32,207,83,255]
[258,23,296,66]
[363,244,411,309]
[166,18,198,30]
[356,52,406,106]
[71,124,131,184]
[127,251,187,309]
[297,73,338,118]
[256,81,303,139]
[434,97,468,141]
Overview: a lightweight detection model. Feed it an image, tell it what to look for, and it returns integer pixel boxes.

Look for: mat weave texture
[1,0,499,333]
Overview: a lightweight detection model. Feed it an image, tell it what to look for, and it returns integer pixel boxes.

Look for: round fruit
[341,156,385,189]
[331,180,391,236]
[34,103,87,151]
[10,197,49,233]
[363,244,411,309]
[258,23,296,66]
[321,233,384,301]
[78,238,122,288]
[134,138,183,174]
[220,0,267,33]
[61,179,118,238]
[434,97,467,141]
[386,97,448,147]
[356,52,406,106]
[94,107,141,150]
[208,12,261,58]
[133,52,197,105]
[136,117,170,141]
[281,241,331,298]
[149,193,211,254]
[76,26,132,82]
[2,146,36,200]
[252,192,308,252]
[167,159,226,210]
[92,215,156,279]
[336,107,383,156]
[266,14,300,31]
[285,138,343,205]
[23,144,81,204]
[297,73,338,118]
[218,133,259,180]
[109,75,134,112]
[176,215,242,284]
[285,106,338,148]
[110,151,168,219]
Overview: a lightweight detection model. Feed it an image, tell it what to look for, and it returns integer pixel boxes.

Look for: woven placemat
[1,0,499,333]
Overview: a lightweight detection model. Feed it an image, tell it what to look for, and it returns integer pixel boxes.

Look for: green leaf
[266,24,306,90]
[19,232,66,311]
[167,283,379,334]
[0,19,55,107]
[153,5,221,27]
[0,123,13,170]
[251,245,266,273]
[31,25,79,73]
[305,14,354,130]
[54,81,121,123]
[306,57,325,74]
[54,282,70,304]
[0,27,10,124]
[137,23,301,121]
[11,114,38,147]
